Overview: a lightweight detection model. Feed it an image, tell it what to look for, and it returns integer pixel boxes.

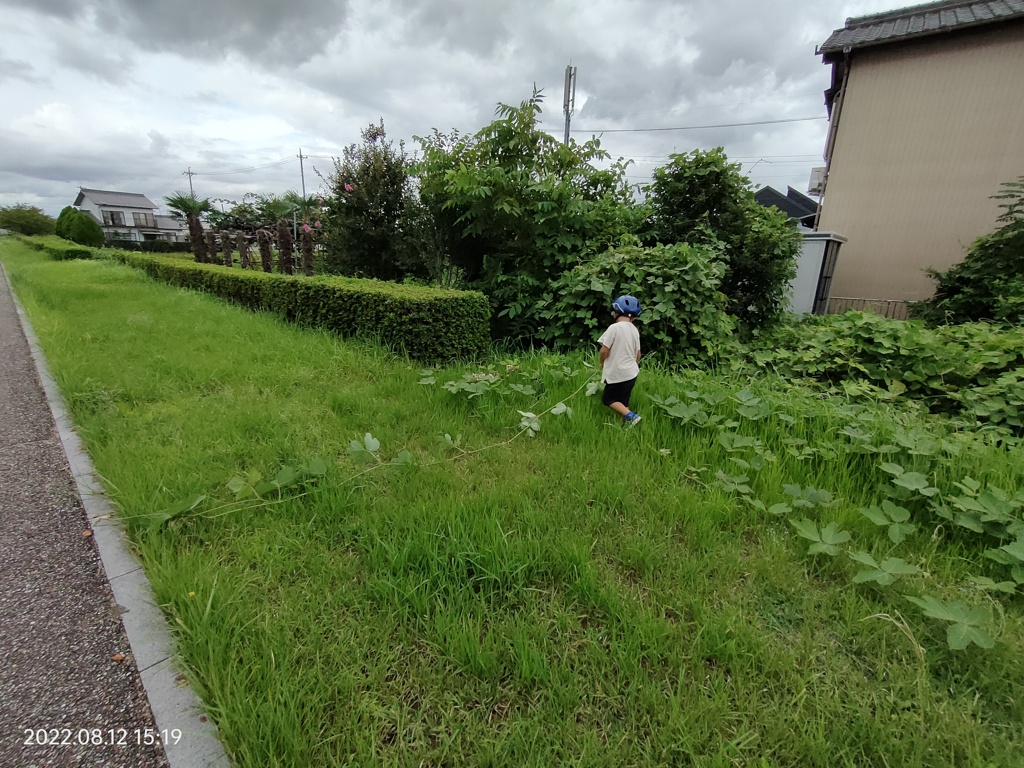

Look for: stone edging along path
[1,259,231,768]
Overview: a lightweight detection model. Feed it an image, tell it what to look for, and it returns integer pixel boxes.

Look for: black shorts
[602,377,637,407]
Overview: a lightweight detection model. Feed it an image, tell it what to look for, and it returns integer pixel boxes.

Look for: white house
[73,188,187,243]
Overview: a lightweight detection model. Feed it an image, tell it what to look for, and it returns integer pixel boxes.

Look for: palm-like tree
[165,192,213,262]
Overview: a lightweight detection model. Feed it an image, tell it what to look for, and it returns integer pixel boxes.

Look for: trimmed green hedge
[110,251,491,362]
[17,235,94,260]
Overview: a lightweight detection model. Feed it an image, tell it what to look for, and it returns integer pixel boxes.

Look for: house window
[133,212,156,228]
[103,210,125,226]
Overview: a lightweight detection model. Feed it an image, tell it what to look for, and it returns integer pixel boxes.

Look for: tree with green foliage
[644,148,800,333]
[54,205,104,246]
[911,178,1024,326]
[67,209,105,247]
[321,121,421,281]
[0,203,56,236]
[415,89,646,339]
[165,192,213,262]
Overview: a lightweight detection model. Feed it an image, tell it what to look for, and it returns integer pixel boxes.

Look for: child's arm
[635,349,641,364]
[599,345,611,370]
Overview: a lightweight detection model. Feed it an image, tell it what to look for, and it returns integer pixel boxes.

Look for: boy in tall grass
[598,295,642,426]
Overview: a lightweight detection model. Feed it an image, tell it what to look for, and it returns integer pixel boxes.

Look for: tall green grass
[4,239,1022,767]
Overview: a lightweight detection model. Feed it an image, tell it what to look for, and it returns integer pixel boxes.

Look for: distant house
[815,0,1024,318]
[754,186,819,227]
[73,188,188,243]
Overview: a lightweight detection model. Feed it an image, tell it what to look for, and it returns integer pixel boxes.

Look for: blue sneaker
[625,413,642,428]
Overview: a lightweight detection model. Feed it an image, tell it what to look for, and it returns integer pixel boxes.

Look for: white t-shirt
[598,321,641,384]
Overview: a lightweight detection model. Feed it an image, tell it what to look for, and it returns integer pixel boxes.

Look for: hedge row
[110,251,491,362]
[17,235,94,260]
[108,239,192,254]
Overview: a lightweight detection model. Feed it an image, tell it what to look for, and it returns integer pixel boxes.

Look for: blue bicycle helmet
[612,294,642,317]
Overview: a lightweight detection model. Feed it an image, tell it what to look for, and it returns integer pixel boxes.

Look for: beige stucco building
[816,0,1024,317]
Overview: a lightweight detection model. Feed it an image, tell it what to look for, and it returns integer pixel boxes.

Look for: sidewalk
[0,260,187,767]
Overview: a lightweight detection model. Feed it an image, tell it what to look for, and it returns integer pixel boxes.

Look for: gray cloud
[0,0,351,65]
[0,55,47,84]
[52,37,134,83]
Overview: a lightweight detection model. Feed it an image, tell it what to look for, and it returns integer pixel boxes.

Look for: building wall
[817,21,1024,304]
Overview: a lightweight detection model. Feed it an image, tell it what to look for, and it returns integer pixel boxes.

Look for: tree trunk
[220,232,233,267]
[257,230,274,272]
[301,228,314,276]
[205,231,219,264]
[276,220,294,275]
[237,232,250,269]
[189,215,208,262]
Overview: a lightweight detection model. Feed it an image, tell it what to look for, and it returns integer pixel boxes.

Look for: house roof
[155,215,187,231]
[74,188,158,210]
[754,186,819,221]
[819,0,1024,57]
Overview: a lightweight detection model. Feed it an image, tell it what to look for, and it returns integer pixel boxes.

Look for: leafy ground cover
[3,239,1023,767]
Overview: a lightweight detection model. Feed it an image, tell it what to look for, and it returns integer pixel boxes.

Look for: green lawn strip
[3,240,1023,767]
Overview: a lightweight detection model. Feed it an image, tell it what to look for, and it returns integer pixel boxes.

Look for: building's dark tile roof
[74,188,158,210]
[820,0,1024,54]
[754,186,819,221]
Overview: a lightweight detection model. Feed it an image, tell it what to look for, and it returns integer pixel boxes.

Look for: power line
[195,157,296,177]
[567,116,826,134]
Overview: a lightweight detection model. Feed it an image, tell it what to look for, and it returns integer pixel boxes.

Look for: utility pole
[185,167,196,198]
[562,64,577,145]
[297,149,307,199]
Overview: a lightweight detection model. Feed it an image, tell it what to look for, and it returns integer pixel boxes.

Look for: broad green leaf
[767,502,791,516]
[363,433,380,453]
[1000,538,1024,562]
[880,462,905,476]
[893,472,930,492]
[790,518,820,542]
[947,623,994,651]
[391,450,414,466]
[849,551,879,568]
[880,557,919,576]
[881,500,910,523]
[820,522,851,546]
[274,466,299,488]
[968,576,1017,594]
[888,522,916,544]
[859,506,889,526]
[305,458,328,476]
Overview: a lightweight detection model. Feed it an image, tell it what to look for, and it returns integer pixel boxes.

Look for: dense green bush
[537,242,734,361]
[644,148,800,333]
[750,310,1024,434]
[53,207,105,247]
[108,239,191,253]
[912,178,1024,326]
[17,234,94,260]
[0,204,55,236]
[108,251,490,362]
[912,223,1024,325]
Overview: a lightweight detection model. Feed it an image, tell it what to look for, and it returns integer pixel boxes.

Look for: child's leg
[602,378,638,420]
[607,401,630,417]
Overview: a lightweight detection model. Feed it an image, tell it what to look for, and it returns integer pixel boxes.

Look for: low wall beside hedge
[110,251,491,362]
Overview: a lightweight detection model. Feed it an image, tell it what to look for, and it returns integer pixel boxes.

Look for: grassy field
[3,239,1023,767]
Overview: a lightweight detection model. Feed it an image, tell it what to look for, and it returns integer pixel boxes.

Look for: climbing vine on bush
[912,177,1024,326]
[536,242,734,362]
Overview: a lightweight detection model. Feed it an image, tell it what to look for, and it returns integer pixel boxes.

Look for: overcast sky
[0,0,902,216]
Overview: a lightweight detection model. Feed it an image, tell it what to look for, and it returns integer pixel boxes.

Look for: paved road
[0,264,169,768]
